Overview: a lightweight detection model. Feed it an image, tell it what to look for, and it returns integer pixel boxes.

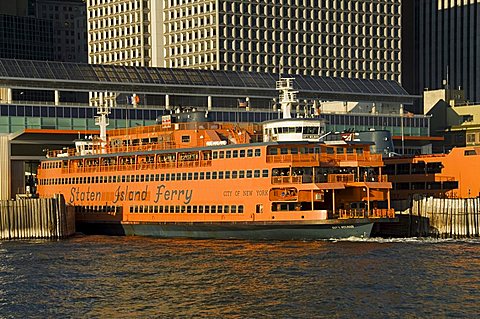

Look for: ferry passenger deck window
[268,148,278,155]
[194,172,198,180]
[246,170,252,178]
[233,150,238,158]
[200,172,205,180]
[211,206,216,213]
[238,205,244,213]
[212,152,218,159]
[247,149,253,157]
[262,169,268,177]
[206,172,211,179]
[232,171,237,178]
[240,150,245,157]
[199,206,204,213]
[239,170,245,178]
[224,206,229,213]
[231,205,237,213]
[326,147,334,154]
[291,147,298,154]
[212,172,217,179]
[226,150,231,158]
[356,148,363,155]
[254,170,260,178]
[176,173,181,180]
[204,206,209,213]
[281,148,288,154]
[255,149,261,156]
[188,173,193,180]
[219,151,225,159]
[182,173,187,180]
[182,135,190,143]
[225,171,230,179]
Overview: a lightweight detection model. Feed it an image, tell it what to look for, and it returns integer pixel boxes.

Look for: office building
[86,0,402,82]
[403,0,480,104]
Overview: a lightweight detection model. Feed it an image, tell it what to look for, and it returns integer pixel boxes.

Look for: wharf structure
[0,59,436,201]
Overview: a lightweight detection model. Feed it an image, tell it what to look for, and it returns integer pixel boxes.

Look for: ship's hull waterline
[77,219,377,240]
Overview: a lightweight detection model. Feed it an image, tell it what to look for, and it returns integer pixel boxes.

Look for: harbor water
[0,236,479,318]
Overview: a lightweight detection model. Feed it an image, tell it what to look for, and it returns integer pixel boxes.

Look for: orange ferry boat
[37,79,395,239]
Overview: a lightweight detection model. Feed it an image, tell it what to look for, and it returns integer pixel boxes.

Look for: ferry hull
[77,220,375,240]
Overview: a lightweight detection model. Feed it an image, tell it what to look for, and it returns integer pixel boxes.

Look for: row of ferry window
[43,162,62,169]
[267,146,364,155]
[130,205,245,214]
[39,169,270,185]
[211,148,261,159]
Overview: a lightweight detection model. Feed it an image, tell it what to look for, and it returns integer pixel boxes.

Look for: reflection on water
[0,236,479,318]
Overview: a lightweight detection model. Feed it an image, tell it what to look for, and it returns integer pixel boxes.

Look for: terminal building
[0,58,436,200]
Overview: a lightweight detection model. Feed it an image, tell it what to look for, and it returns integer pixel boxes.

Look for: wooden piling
[0,196,74,240]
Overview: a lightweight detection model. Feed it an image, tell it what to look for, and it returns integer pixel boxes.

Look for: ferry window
[122,176,126,182]
[136,175,140,182]
[356,148,363,155]
[199,206,204,213]
[131,175,135,182]
[219,151,225,159]
[200,172,205,180]
[226,150,232,158]
[130,206,134,213]
[139,206,144,213]
[233,150,238,158]
[254,170,260,178]
[326,147,334,154]
[211,206,216,213]
[194,172,199,180]
[171,173,176,181]
[175,205,181,213]
[336,148,344,154]
[299,147,307,154]
[262,169,269,177]
[412,182,425,190]
[176,173,181,180]
[188,173,193,180]
[232,171,237,178]
[212,172,217,179]
[247,149,253,157]
[212,151,218,159]
[231,205,237,213]
[465,150,476,156]
[219,171,224,179]
[140,175,145,182]
[155,174,160,181]
[291,147,298,154]
[225,171,230,179]
[185,206,191,213]
[154,206,158,213]
[238,205,244,213]
[347,148,354,154]
[240,150,245,157]
[281,148,288,155]
[159,206,164,213]
[224,206,229,213]
[206,172,211,179]
[255,149,260,156]
[181,206,186,213]
[193,206,198,213]
[95,176,99,183]
[182,173,187,180]
[268,148,278,155]
[426,162,442,174]
[204,206,209,213]
[217,206,223,213]
[145,175,149,182]
[165,174,170,181]
[170,206,175,213]
[239,170,245,178]
[246,170,252,178]
[182,135,190,143]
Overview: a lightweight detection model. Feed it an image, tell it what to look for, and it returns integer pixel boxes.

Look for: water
[0,236,479,318]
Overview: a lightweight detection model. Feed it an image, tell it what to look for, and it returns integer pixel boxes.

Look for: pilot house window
[181,135,190,143]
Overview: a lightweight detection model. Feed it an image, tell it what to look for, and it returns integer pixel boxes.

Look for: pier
[0,195,75,240]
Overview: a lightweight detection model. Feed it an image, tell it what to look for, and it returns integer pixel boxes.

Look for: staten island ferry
[37,79,395,239]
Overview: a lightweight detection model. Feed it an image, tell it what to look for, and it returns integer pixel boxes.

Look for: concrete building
[86,0,402,82]
[403,0,480,105]
[35,0,88,63]
[424,88,480,152]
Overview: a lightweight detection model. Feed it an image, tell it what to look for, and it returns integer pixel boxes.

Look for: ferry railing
[271,176,303,184]
[328,174,355,183]
[338,208,395,219]
[266,153,384,165]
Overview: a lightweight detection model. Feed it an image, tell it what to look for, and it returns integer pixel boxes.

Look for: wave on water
[329,236,480,244]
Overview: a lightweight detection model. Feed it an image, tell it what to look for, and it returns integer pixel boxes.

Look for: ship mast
[93,94,115,142]
[276,78,298,119]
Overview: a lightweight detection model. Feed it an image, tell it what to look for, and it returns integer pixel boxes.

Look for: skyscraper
[86,0,402,82]
[403,0,480,103]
